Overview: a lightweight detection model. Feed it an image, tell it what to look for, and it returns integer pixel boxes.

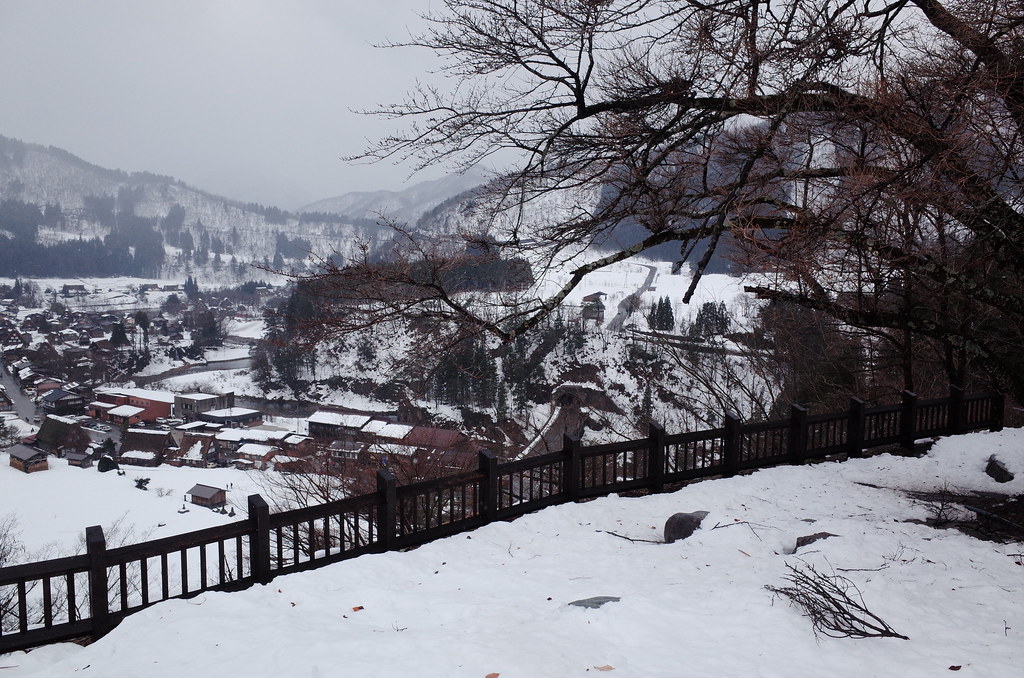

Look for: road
[1,363,39,423]
[605,264,659,332]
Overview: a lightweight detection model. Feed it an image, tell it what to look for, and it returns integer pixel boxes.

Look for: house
[39,388,88,416]
[174,392,236,422]
[186,484,227,509]
[93,387,175,422]
[106,405,146,428]
[582,292,607,323]
[307,410,372,439]
[233,443,280,469]
[197,407,262,428]
[117,429,175,467]
[61,284,87,297]
[167,433,216,468]
[362,420,414,441]
[0,388,12,412]
[35,415,89,456]
[8,444,49,473]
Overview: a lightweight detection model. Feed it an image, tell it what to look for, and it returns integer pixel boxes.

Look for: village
[0,280,482,512]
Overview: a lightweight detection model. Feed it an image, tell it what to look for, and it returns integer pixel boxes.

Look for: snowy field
[0,458,267,556]
[3,428,1022,677]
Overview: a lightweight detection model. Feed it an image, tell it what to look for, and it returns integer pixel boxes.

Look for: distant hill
[301,168,490,224]
[0,135,458,279]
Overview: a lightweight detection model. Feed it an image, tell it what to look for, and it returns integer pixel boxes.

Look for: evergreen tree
[110,322,130,348]
[640,381,653,424]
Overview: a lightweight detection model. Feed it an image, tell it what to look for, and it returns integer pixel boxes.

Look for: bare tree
[308,0,1024,402]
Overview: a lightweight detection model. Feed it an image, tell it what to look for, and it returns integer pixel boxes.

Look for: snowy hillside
[0,136,392,273]
[3,428,1022,677]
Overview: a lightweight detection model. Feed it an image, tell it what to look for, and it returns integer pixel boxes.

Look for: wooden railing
[0,389,1005,654]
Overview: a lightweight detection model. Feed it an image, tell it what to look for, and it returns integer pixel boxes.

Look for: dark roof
[8,443,46,462]
[41,388,78,403]
[118,429,175,456]
[187,484,225,499]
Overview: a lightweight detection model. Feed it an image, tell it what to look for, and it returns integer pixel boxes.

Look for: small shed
[66,451,93,468]
[8,444,49,473]
[186,484,227,509]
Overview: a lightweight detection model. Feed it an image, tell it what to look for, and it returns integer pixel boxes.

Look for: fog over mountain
[300,168,491,225]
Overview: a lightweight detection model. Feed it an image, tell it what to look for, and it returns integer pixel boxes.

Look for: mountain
[0,135,430,279]
[300,167,490,224]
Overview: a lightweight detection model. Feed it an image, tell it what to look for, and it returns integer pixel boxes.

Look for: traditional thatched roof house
[167,433,216,468]
[35,415,90,456]
[117,429,175,467]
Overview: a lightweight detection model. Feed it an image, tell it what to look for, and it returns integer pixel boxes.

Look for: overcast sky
[0,1,455,209]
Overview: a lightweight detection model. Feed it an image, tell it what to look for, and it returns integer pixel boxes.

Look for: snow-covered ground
[0,458,266,556]
[3,428,1022,677]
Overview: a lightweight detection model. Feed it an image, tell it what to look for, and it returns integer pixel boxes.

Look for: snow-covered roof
[308,411,372,429]
[182,442,207,461]
[108,405,145,417]
[203,407,261,418]
[89,401,115,410]
[267,454,303,465]
[119,450,156,460]
[95,387,176,404]
[375,423,414,440]
[217,429,291,443]
[236,443,279,457]
[179,393,219,401]
[373,443,417,457]
[176,421,208,430]
[187,484,224,499]
[284,435,311,445]
[125,427,172,436]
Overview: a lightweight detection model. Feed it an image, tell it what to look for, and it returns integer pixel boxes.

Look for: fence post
[648,422,666,493]
[723,413,742,477]
[247,494,271,584]
[991,392,1005,432]
[85,525,111,641]
[376,469,398,551]
[478,450,499,522]
[949,386,966,435]
[899,390,918,452]
[788,404,807,465]
[847,397,865,457]
[562,433,582,501]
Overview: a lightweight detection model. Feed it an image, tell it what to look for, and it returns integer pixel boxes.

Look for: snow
[0,458,265,556]
[95,387,176,404]
[308,411,372,429]
[105,404,144,418]
[3,428,1023,676]
[202,407,260,418]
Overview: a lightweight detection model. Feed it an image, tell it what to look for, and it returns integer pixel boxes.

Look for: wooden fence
[0,389,1005,654]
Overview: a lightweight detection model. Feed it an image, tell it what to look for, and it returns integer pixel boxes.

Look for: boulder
[664,511,709,543]
[986,455,1014,483]
[568,596,621,609]
[795,532,839,550]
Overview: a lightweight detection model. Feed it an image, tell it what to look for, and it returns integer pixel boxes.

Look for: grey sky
[0,1,451,209]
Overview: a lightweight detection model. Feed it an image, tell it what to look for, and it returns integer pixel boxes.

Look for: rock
[795,532,839,550]
[568,596,621,609]
[664,511,709,543]
[986,455,1014,483]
